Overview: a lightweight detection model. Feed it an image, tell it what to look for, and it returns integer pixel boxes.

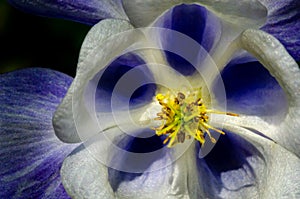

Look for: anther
[153,89,238,147]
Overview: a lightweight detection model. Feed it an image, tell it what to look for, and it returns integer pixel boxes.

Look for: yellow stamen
[153,88,238,147]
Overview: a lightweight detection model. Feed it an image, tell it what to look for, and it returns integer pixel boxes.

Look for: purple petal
[95,53,156,112]
[261,0,300,60]
[0,68,78,198]
[153,4,221,75]
[215,59,288,118]
[7,0,128,25]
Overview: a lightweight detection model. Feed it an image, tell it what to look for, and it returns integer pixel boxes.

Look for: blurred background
[0,1,90,77]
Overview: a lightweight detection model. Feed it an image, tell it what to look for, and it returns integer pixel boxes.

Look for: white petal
[238,29,300,106]
[53,19,135,143]
[197,0,266,27]
[122,0,267,28]
[143,3,266,98]
[123,0,182,27]
[77,19,134,72]
[124,1,267,78]
[61,144,115,199]
[237,29,300,156]
[61,143,172,199]
[60,132,173,199]
[61,124,206,198]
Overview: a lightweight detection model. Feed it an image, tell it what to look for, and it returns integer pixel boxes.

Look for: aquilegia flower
[2,0,300,198]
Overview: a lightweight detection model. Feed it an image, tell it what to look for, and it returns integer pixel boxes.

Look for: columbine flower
[2,0,300,198]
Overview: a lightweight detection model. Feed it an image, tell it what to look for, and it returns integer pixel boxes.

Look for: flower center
[153,88,238,147]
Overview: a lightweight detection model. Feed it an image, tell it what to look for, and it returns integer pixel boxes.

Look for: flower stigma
[153,88,239,147]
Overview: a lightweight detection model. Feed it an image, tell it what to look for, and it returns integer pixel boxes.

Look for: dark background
[1,1,299,77]
[0,1,90,77]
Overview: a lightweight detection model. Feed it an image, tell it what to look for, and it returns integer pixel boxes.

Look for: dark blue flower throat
[154,4,221,76]
[196,131,264,198]
[108,129,166,192]
[95,53,156,112]
[219,60,288,117]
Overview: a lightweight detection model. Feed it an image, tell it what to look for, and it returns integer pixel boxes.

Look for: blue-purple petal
[261,0,300,60]
[0,68,78,198]
[95,53,156,112]
[215,60,288,117]
[7,0,128,25]
[153,4,221,76]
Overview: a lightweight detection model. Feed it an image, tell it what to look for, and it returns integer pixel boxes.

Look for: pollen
[153,88,238,147]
